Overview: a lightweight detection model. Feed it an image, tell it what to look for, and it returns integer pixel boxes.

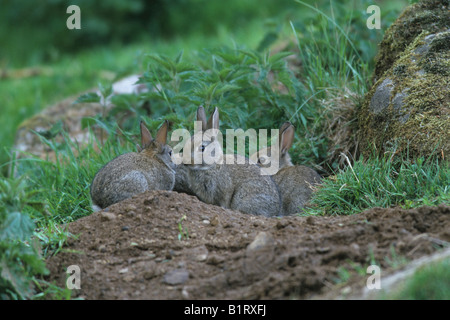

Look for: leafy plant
[0,177,48,299]
[102,45,327,168]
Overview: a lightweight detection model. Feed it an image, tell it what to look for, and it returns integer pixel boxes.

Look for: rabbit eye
[200,145,206,152]
[169,150,172,157]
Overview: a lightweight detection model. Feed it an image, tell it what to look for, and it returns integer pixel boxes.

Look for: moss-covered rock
[373,0,449,82]
[358,29,449,160]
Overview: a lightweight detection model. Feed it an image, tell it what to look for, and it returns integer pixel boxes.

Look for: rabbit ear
[140,121,153,147]
[155,120,169,144]
[280,122,292,133]
[197,106,207,131]
[278,122,292,144]
[207,107,219,130]
[280,124,294,154]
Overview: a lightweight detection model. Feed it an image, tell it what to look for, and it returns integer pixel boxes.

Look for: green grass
[387,258,450,300]
[306,154,450,216]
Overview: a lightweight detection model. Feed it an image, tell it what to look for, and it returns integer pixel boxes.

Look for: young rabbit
[174,106,281,217]
[251,122,321,215]
[90,120,175,211]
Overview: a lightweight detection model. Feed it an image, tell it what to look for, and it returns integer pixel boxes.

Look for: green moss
[373,0,449,81]
[359,29,450,160]
[421,33,450,76]
[392,64,407,76]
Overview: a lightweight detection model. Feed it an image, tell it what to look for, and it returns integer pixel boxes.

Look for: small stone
[125,211,136,217]
[119,267,129,274]
[350,243,360,252]
[123,274,135,282]
[143,271,155,280]
[163,268,189,285]
[202,219,210,225]
[124,204,137,212]
[316,247,330,254]
[341,286,352,296]
[206,254,225,266]
[306,216,315,225]
[246,232,274,252]
[210,216,220,226]
[181,287,189,299]
[369,78,393,114]
[144,196,159,206]
[275,219,289,229]
[195,254,208,262]
[99,211,116,222]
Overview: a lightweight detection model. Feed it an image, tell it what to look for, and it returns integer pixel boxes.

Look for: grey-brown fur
[174,107,281,217]
[251,122,321,215]
[90,120,175,211]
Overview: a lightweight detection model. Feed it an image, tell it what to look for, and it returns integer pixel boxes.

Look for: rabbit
[250,122,321,215]
[174,106,282,217]
[90,120,175,211]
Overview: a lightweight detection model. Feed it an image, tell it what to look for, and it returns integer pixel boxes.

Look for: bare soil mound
[45,190,450,299]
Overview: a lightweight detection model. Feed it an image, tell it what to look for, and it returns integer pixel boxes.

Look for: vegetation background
[1,0,448,300]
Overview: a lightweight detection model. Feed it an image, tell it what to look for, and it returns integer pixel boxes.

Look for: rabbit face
[139,139,175,172]
[158,143,176,172]
[186,130,223,170]
[251,122,294,173]
[140,120,176,173]
[181,106,223,170]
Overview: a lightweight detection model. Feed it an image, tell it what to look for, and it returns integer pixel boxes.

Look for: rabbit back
[274,165,321,215]
[191,154,281,216]
[227,160,282,217]
[91,149,175,210]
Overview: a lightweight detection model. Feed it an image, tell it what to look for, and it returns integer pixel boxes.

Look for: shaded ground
[45,190,450,299]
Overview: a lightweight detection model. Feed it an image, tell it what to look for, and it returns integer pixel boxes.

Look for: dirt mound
[44,190,449,299]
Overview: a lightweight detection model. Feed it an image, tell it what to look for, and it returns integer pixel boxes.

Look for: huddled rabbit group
[90,106,321,216]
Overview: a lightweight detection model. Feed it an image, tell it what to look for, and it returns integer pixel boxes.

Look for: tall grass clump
[306,153,450,216]
[288,0,409,170]
[7,122,139,254]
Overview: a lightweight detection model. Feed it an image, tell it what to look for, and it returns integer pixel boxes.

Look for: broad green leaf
[0,211,35,241]
[35,120,63,140]
[98,82,113,99]
[0,259,31,299]
[257,31,278,52]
